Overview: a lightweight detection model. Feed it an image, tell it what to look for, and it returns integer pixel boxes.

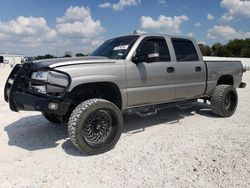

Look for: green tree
[211,43,231,57]
[75,53,86,57]
[64,51,72,57]
[217,38,250,58]
[198,44,212,56]
[227,39,245,57]
[35,54,56,60]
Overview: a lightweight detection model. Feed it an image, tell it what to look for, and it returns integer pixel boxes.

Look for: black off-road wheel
[211,85,238,117]
[68,99,123,155]
[42,113,61,124]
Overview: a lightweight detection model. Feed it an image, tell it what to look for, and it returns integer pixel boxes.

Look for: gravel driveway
[0,66,249,187]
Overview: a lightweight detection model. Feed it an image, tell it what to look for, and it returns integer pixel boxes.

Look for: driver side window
[137,37,171,62]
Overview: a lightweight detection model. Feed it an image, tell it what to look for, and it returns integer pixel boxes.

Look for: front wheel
[68,99,123,155]
[210,85,238,117]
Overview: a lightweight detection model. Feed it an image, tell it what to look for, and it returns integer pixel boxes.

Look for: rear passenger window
[171,38,199,62]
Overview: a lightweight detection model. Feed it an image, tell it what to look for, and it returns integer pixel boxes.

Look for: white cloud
[207,13,214,20]
[140,15,189,34]
[98,2,112,8]
[56,6,104,38]
[158,0,166,4]
[158,0,167,5]
[0,16,57,53]
[194,22,201,27]
[98,0,141,11]
[187,32,194,37]
[57,6,90,23]
[136,29,147,34]
[55,6,105,55]
[207,25,250,40]
[221,14,234,22]
[0,6,105,56]
[198,41,206,45]
[220,0,250,21]
[0,16,56,40]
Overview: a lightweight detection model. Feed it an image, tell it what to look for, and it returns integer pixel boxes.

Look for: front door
[126,37,176,106]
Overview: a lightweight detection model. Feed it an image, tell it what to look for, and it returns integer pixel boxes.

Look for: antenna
[132,30,138,34]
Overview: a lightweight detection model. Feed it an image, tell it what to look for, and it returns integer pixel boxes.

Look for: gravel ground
[0,66,249,188]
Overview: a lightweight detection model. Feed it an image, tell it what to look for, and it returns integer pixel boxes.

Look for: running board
[125,99,197,117]
[136,109,157,117]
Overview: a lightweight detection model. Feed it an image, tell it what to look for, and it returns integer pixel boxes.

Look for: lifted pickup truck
[4,34,246,155]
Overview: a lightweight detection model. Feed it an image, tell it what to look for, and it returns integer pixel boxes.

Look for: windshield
[90,35,139,60]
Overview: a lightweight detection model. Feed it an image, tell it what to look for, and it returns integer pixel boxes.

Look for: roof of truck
[131,33,194,40]
[107,33,194,42]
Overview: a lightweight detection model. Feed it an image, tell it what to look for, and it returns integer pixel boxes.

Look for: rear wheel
[42,113,61,124]
[210,85,238,117]
[68,99,123,155]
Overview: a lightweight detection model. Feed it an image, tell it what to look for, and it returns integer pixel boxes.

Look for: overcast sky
[0,0,250,56]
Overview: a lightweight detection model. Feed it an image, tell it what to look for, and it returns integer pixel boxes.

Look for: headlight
[31,71,49,81]
[47,71,69,94]
[30,70,69,95]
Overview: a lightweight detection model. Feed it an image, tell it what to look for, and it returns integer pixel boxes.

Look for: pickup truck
[4,34,246,155]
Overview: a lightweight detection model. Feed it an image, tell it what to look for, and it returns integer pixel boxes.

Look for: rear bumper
[239,82,246,88]
[9,91,71,115]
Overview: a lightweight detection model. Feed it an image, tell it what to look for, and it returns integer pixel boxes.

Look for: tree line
[34,52,87,60]
[198,38,250,57]
[34,38,250,60]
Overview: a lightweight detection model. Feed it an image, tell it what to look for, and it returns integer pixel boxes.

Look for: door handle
[195,66,202,72]
[167,67,175,73]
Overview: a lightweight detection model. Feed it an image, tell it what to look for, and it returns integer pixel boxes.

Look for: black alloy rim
[224,91,236,112]
[83,109,115,148]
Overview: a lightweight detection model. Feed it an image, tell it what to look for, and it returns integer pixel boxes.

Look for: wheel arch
[217,75,234,86]
[67,82,123,109]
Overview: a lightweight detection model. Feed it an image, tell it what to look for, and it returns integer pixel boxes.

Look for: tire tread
[68,99,123,155]
[211,85,238,117]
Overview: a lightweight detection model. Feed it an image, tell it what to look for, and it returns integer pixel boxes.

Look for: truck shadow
[4,102,214,156]
[123,102,215,134]
[4,115,68,151]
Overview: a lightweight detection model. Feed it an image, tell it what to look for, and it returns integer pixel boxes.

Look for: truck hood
[30,56,115,70]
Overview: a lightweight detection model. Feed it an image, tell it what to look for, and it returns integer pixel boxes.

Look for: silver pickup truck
[4,34,246,155]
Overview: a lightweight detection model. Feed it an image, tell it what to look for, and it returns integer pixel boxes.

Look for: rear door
[171,38,206,99]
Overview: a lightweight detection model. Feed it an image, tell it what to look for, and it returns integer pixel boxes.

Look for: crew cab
[4,34,246,155]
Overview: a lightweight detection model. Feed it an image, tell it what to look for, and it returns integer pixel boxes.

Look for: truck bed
[204,58,243,96]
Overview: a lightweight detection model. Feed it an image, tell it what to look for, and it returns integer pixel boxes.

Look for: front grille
[29,82,47,94]
[5,63,71,103]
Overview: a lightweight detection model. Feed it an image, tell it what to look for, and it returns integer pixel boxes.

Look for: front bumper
[4,63,71,115]
[10,92,71,115]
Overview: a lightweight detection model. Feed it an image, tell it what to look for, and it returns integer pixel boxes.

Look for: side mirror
[132,41,160,63]
[131,55,140,63]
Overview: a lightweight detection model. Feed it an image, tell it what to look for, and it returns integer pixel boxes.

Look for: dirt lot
[0,66,249,188]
